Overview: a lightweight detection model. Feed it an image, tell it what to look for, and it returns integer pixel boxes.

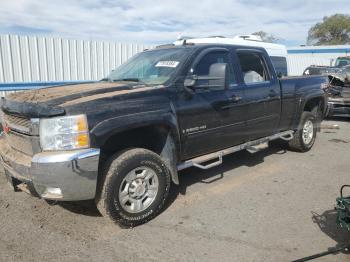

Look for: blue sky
[0,0,348,46]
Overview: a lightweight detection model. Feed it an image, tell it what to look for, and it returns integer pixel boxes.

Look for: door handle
[229,95,242,103]
[221,95,242,109]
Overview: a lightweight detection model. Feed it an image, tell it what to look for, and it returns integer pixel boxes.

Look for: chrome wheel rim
[118,166,159,213]
[302,120,314,145]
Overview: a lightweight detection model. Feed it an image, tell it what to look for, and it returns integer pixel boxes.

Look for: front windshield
[108,48,192,85]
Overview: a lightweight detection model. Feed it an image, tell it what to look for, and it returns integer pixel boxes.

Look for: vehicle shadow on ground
[311,209,350,255]
[326,116,349,122]
[57,200,102,217]
[165,145,288,211]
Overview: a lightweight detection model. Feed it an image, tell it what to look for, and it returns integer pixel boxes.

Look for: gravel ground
[0,119,350,262]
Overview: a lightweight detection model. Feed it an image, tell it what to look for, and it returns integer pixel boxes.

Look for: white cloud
[0,0,348,45]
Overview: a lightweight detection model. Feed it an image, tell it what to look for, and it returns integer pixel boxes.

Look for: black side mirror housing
[207,63,229,90]
[183,77,196,96]
[184,63,229,92]
[184,78,196,88]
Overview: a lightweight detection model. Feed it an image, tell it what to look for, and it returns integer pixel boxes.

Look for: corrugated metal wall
[287,54,335,76]
[0,34,153,83]
[2,35,350,81]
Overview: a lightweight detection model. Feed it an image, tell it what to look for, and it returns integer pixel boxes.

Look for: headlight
[40,114,89,151]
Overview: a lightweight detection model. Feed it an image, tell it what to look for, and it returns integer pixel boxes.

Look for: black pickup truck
[0,43,328,226]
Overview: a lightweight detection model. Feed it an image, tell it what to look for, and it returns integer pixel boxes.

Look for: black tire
[288,111,317,152]
[95,148,171,227]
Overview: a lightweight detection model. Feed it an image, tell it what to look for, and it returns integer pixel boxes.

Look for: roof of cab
[173,36,288,57]
[151,42,268,53]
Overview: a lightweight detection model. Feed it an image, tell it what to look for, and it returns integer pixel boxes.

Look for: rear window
[237,51,270,84]
[303,67,323,75]
[335,58,350,67]
[270,56,288,77]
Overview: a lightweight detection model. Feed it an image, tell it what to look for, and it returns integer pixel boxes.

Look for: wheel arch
[93,115,181,185]
[293,94,326,130]
[303,96,326,113]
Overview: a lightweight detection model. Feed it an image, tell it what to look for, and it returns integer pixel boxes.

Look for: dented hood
[1,81,160,118]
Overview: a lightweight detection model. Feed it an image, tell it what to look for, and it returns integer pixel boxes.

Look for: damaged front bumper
[0,136,100,201]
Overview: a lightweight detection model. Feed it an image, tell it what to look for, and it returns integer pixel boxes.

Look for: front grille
[4,132,34,156]
[3,113,32,134]
[1,112,40,156]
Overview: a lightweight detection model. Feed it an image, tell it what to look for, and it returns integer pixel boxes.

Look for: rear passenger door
[235,49,281,140]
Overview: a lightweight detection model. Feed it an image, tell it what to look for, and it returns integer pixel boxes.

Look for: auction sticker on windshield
[155,61,179,68]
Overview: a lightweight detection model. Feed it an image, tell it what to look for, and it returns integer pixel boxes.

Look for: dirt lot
[0,119,350,262]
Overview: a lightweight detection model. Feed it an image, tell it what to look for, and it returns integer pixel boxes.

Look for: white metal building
[287,45,350,76]
[1,34,350,83]
[0,34,154,97]
[0,34,153,83]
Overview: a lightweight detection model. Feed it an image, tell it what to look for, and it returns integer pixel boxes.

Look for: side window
[270,56,288,77]
[192,51,236,89]
[237,51,270,84]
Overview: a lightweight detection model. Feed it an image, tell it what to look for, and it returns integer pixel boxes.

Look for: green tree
[307,14,350,45]
[252,31,279,43]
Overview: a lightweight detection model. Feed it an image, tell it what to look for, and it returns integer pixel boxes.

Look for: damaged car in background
[325,65,350,117]
[303,65,341,76]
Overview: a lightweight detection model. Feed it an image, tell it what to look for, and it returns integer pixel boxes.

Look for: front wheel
[288,111,317,152]
[96,148,171,227]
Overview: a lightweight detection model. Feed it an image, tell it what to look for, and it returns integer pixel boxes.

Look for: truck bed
[278,75,329,131]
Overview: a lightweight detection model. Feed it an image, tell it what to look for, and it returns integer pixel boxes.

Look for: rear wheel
[288,111,317,152]
[96,148,171,227]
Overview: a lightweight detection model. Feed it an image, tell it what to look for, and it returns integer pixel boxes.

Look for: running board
[177,130,294,171]
[246,142,269,153]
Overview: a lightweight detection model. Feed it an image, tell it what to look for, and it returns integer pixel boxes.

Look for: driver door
[176,48,249,159]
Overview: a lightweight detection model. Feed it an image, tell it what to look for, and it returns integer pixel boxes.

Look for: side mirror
[183,77,196,96]
[184,63,229,92]
[207,63,229,89]
[184,78,196,88]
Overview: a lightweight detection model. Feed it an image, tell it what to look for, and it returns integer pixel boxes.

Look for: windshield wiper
[100,77,147,86]
[112,78,141,82]
[100,77,142,83]
[112,78,148,86]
